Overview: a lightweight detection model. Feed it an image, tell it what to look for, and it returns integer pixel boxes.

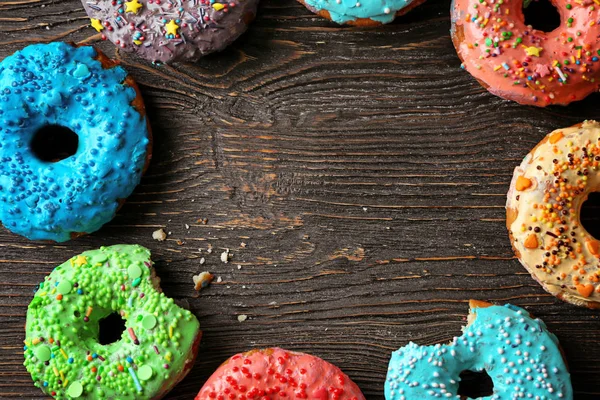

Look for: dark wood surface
[1,0,600,398]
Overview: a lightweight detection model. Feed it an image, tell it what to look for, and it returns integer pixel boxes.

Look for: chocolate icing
[82,0,259,64]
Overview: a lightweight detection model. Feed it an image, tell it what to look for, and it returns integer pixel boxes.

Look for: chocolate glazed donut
[83,0,259,64]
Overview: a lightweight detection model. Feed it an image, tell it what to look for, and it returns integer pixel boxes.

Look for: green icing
[24,245,200,399]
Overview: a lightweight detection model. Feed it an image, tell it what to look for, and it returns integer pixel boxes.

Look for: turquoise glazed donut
[298,0,424,25]
[385,301,573,400]
[24,245,201,399]
[0,42,151,242]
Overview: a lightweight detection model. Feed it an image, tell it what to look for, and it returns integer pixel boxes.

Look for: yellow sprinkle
[494,65,502,71]
[60,348,68,359]
[60,371,65,381]
[63,379,69,388]
[212,3,225,10]
[531,216,538,223]
[32,338,40,345]
[53,367,59,377]
[39,292,47,297]
[74,255,88,267]
[169,326,173,338]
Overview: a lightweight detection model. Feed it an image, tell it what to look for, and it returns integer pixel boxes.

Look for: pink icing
[451,0,600,106]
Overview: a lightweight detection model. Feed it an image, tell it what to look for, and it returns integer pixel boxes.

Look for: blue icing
[303,0,416,24]
[0,42,150,242]
[385,304,573,400]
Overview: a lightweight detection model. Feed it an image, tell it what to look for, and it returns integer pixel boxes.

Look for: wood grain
[1,0,600,398]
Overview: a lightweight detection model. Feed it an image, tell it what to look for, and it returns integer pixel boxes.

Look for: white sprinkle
[237,314,248,322]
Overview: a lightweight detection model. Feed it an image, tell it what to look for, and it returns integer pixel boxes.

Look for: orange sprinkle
[516,176,533,191]
[576,283,595,298]
[586,239,600,257]
[524,234,538,249]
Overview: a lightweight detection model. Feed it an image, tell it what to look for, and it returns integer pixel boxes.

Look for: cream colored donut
[507,121,600,308]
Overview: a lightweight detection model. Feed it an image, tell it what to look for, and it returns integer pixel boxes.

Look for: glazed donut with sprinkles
[23,245,201,399]
[297,0,426,26]
[0,42,151,242]
[195,347,366,400]
[507,120,600,308]
[385,300,573,400]
[82,0,259,63]
[451,0,600,106]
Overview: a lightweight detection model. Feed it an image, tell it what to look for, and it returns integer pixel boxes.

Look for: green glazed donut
[23,244,201,399]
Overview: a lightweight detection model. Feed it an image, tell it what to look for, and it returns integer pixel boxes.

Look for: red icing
[195,348,365,400]
[451,0,600,106]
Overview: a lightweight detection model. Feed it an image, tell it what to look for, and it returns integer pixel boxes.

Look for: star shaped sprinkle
[524,46,542,57]
[73,255,88,267]
[165,20,179,36]
[90,18,104,32]
[125,0,143,14]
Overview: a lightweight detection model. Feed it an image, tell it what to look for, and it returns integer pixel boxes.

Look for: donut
[0,42,151,242]
[82,0,259,64]
[297,0,426,26]
[385,300,573,400]
[195,347,366,399]
[451,0,600,106]
[23,244,201,399]
[507,121,600,308]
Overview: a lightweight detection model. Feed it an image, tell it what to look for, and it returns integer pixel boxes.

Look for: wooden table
[1,0,599,398]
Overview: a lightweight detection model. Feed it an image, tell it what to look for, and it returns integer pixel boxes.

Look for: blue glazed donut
[385,301,573,400]
[0,42,151,242]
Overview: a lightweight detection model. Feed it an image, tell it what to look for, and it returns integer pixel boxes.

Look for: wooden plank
[0,0,599,398]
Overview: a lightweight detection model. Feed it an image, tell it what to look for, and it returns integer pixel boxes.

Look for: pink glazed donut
[451,0,600,106]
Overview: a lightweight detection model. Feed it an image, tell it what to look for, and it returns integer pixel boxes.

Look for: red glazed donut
[451,0,600,106]
[195,348,365,400]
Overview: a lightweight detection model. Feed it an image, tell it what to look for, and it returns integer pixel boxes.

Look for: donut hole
[457,370,494,399]
[98,313,127,345]
[580,193,600,239]
[523,0,561,33]
[30,125,79,163]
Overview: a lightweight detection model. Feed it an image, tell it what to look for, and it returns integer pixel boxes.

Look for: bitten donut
[507,121,600,308]
[451,0,600,106]
[195,347,366,399]
[0,42,151,242]
[83,0,259,64]
[297,0,425,26]
[385,300,573,400]
[24,244,201,399]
